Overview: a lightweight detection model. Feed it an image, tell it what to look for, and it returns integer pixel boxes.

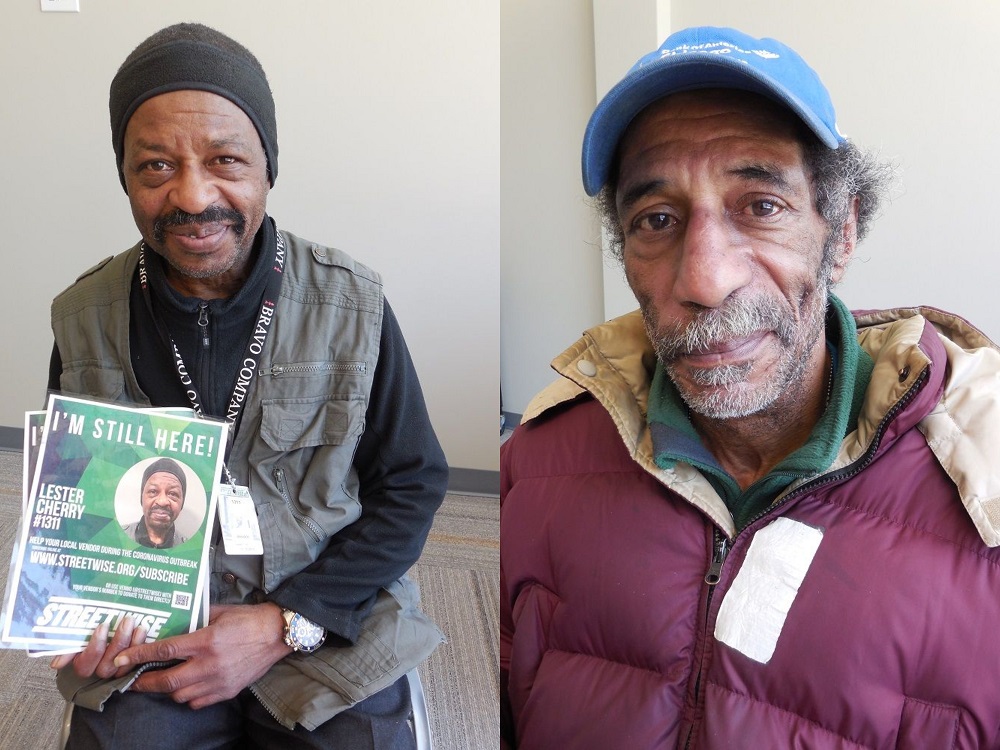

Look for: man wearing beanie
[501,27,1000,749]
[48,22,447,750]
[123,457,189,549]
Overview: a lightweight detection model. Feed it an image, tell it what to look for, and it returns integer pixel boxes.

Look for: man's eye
[144,160,170,172]
[748,199,781,217]
[635,212,675,231]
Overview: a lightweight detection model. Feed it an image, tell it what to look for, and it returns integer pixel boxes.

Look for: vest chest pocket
[60,363,126,402]
[259,395,364,451]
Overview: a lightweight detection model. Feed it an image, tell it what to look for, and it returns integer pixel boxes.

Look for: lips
[167,222,228,238]
[150,507,174,522]
[165,223,231,252]
[683,331,771,365]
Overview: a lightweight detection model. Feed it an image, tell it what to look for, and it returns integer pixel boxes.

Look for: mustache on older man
[151,206,246,244]
[652,295,798,362]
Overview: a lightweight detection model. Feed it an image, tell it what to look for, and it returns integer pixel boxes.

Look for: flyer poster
[22,411,46,513]
[1,395,228,649]
[0,412,57,655]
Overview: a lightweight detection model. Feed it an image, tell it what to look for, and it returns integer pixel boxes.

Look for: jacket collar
[524,306,1000,546]
[856,307,1000,547]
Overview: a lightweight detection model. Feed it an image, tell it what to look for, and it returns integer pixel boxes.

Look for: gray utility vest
[51,231,442,729]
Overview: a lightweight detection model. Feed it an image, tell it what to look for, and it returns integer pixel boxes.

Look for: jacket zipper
[704,532,729,586]
[194,302,215,406]
[248,682,289,728]
[683,366,928,747]
[741,366,928,532]
[684,529,730,749]
[259,361,367,377]
[197,302,210,348]
[272,466,325,542]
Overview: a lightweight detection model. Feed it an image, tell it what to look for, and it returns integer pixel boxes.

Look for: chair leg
[59,701,73,750]
[406,669,432,750]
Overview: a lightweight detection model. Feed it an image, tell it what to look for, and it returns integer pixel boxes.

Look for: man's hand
[110,602,293,709]
[50,615,148,680]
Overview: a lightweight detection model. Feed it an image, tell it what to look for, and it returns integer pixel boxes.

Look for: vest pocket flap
[259,396,363,451]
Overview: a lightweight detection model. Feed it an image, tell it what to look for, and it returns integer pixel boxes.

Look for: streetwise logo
[33,597,171,639]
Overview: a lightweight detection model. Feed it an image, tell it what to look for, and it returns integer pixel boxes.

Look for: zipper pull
[197,303,210,348]
[704,533,729,586]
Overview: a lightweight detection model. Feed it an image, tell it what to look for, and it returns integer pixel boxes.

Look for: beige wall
[501,0,1000,414]
[2,1,499,472]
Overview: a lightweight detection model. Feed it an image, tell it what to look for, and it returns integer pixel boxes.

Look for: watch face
[290,613,325,651]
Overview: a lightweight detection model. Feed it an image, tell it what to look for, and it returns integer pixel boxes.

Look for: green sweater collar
[648,294,874,530]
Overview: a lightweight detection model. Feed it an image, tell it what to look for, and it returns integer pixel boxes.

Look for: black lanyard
[137,231,287,438]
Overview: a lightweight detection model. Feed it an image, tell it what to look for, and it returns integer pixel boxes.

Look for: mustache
[651,296,796,362]
[152,206,246,244]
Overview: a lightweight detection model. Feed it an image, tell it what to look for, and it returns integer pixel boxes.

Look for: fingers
[47,617,150,678]
[114,628,195,670]
[72,621,110,677]
[187,692,230,711]
[49,652,77,670]
[131,624,149,648]
[111,623,149,679]
[131,660,233,708]
[132,661,192,694]
[92,616,136,679]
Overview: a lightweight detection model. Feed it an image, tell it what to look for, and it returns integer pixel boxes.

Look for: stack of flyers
[0,394,228,656]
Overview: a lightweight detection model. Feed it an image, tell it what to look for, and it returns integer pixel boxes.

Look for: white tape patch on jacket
[714,517,823,664]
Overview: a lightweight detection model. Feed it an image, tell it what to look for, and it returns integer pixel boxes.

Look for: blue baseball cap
[581,26,845,196]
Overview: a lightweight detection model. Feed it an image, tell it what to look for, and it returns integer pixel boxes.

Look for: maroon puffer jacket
[501,315,1000,749]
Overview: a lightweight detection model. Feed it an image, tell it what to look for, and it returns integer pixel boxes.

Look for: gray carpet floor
[0,450,499,749]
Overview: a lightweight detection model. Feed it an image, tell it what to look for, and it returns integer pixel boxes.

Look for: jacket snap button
[898,366,910,382]
[222,573,237,585]
[577,360,597,377]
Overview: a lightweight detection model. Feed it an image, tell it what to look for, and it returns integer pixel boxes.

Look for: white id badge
[217,484,263,555]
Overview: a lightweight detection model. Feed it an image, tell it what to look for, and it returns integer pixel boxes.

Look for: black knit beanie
[140,458,188,500]
[109,22,278,192]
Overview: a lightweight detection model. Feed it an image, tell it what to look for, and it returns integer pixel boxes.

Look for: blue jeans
[65,676,414,750]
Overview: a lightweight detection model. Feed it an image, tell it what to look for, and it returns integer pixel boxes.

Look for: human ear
[829,196,859,284]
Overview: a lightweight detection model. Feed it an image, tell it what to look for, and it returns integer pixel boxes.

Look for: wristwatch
[281,608,327,653]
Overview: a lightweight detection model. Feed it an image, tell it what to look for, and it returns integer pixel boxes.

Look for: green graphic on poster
[1,395,227,650]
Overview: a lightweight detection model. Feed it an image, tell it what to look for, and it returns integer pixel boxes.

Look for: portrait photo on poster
[114,457,208,548]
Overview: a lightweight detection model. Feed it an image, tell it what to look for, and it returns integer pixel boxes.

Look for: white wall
[2,1,499,472]
[500,1,605,417]
[500,0,1000,415]
[592,0,670,322]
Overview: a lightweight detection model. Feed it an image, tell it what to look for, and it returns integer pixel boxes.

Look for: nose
[672,209,752,308]
[168,165,219,216]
